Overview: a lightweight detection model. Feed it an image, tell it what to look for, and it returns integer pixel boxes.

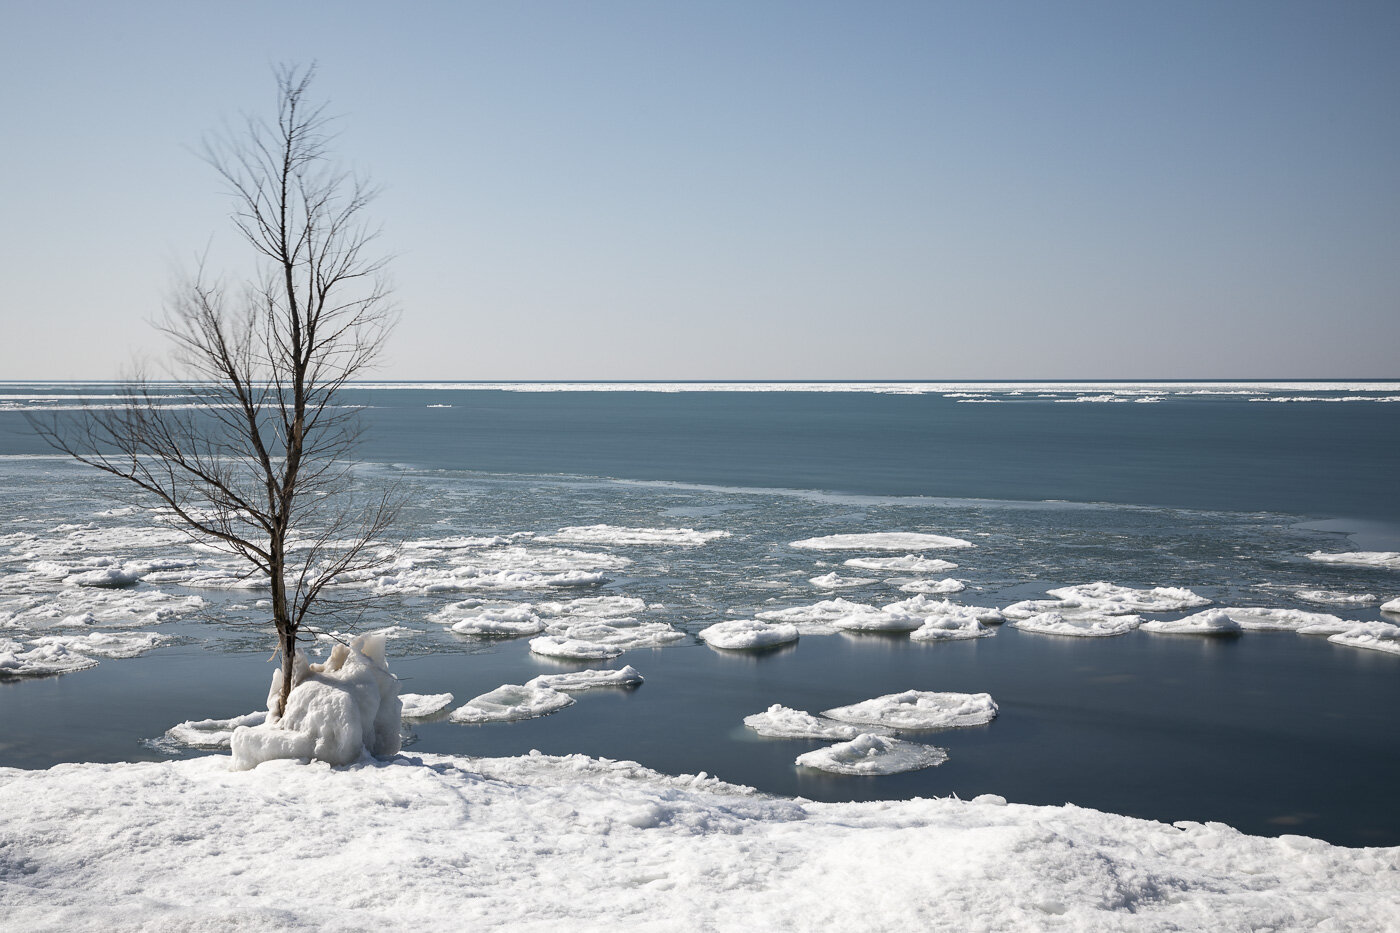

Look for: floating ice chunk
[1220,608,1352,632]
[909,614,994,641]
[450,546,632,572]
[399,693,456,719]
[1012,611,1141,637]
[547,619,684,651]
[699,620,799,650]
[829,602,926,632]
[0,638,99,676]
[448,684,575,723]
[403,535,518,550]
[742,704,867,740]
[844,555,958,573]
[885,593,1004,625]
[535,595,652,618]
[30,631,165,658]
[526,665,644,692]
[1045,583,1210,613]
[809,572,875,589]
[755,598,878,635]
[1294,589,1377,606]
[162,711,268,748]
[0,589,205,630]
[62,565,144,588]
[791,533,973,551]
[1327,621,1400,656]
[796,733,949,775]
[1307,551,1400,570]
[1141,610,1243,635]
[1383,598,1400,614]
[544,525,730,546]
[897,578,967,595]
[528,635,624,660]
[431,600,545,637]
[823,690,998,730]
[370,567,608,594]
[230,634,401,771]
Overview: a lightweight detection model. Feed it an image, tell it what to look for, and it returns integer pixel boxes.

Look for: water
[2,382,1398,847]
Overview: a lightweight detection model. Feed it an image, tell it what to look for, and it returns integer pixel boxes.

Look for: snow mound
[545,525,731,546]
[1012,611,1141,637]
[796,733,949,775]
[162,711,268,748]
[897,577,967,595]
[1307,551,1400,570]
[699,620,799,650]
[743,704,866,740]
[1045,582,1210,613]
[526,665,644,692]
[449,684,575,723]
[1327,622,1400,656]
[528,635,624,660]
[230,634,401,771]
[791,532,974,551]
[844,554,958,572]
[809,572,875,589]
[1141,610,1243,635]
[823,690,999,730]
[400,693,455,719]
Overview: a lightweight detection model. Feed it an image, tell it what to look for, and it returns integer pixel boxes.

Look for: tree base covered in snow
[1,752,1396,932]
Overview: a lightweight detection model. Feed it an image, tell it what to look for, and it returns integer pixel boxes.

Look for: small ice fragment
[809,572,875,590]
[526,665,644,692]
[1306,551,1400,570]
[544,525,730,546]
[399,693,455,719]
[163,711,268,748]
[528,635,624,660]
[449,684,575,723]
[1327,621,1400,656]
[790,533,973,551]
[1140,610,1243,635]
[897,578,967,595]
[795,733,948,775]
[698,620,799,650]
[823,690,998,730]
[972,794,1008,806]
[1011,611,1140,637]
[743,704,866,740]
[844,555,958,573]
[1383,598,1400,614]
[1294,589,1377,606]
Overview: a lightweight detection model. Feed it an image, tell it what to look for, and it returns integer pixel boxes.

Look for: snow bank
[743,704,866,740]
[1328,621,1400,656]
[791,532,974,551]
[1307,551,1400,570]
[544,525,731,546]
[823,690,998,730]
[1012,611,1141,637]
[449,684,575,723]
[698,620,799,650]
[796,733,949,775]
[844,554,958,572]
[0,752,1398,931]
[1141,610,1243,635]
[526,666,644,692]
[229,634,401,770]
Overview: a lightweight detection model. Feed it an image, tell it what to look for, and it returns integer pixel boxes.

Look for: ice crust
[790,532,974,551]
[823,690,999,730]
[544,525,731,546]
[742,704,867,740]
[1012,611,1142,637]
[844,554,958,572]
[162,711,268,748]
[1327,622,1400,656]
[1307,551,1400,570]
[229,634,401,771]
[526,665,644,692]
[1141,610,1243,635]
[399,693,455,719]
[795,733,949,775]
[699,620,800,650]
[449,684,575,723]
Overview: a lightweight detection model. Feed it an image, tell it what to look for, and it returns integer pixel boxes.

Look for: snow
[526,665,645,692]
[755,597,879,633]
[1307,551,1400,570]
[370,566,609,594]
[742,704,867,740]
[1327,621,1400,656]
[795,733,949,775]
[535,595,653,618]
[2,750,1395,932]
[544,525,731,546]
[790,532,974,551]
[28,630,165,658]
[430,600,545,636]
[1045,582,1211,612]
[528,635,624,660]
[159,711,268,749]
[1220,607,1354,632]
[0,638,99,676]
[448,545,632,572]
[844,554,958,572]
[698,620,800,650]
[1012,611,1142,637]
[1141,610,1243,635]
[897,577,967,595]
[823,690,999,730]
[449,684,575,723]
[1384,598,1400,614]
[399,693,455,719]
[909,613,995,641]
[229,634,401,771]
[809,571,875,589]
[1294,589,1377,606]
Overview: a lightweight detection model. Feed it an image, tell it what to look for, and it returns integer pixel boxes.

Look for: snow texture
[844,554,958,572]
[698,620,800,650]
[1012,611,1142,637]
[544,525,731,546]
[449,684,575,723]
[790,532,974,551]
[1140,610,1243,635]
[823,690,999,730]
[796,733,949,775]
[743,704,867,740]
[1307,551,1400,570]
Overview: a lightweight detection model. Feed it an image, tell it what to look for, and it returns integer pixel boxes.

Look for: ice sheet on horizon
[1307,551,1400,570]
[543,525,731,546]
[791,532,974,551]
[449,684,575,723]
[699,620,799,650]
[1327,621,1400,656]
[1012,611,1141,637]
[823,690,998,730]
[742,704,867,740]
[795,733,949,775]
[844,554,958,572]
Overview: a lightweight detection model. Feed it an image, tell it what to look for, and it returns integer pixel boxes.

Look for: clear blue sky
[2,1,1397,379]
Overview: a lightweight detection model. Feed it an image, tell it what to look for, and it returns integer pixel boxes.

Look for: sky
[1,1,1397,380]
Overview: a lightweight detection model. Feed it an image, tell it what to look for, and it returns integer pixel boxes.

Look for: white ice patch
[823,690,998,730]
[796,733,949,775]
[544,525,731,546]
[370,567,608,594]
[545,618,685,652]
[1219,608,1354,632]
[910,613,994,641]
[1012,611,1141,637]
[449,546,632,573]
[526,665,644,692]
[528,636,624,660]
[699,620,800,650]
[809,572,875,590]
[29,631,165,658]
[230,634,401,771]
[755,598,878,635]
[400,693,456,719]
[1307,551,1400,570]
[0,589,205,630]
[1045,582,1211,613]
[844,554,958,572]
[1140,610,1243,635]
[448,684,575,723]
[0,638,99,676]
[1327,621,1400,656]
[403,535,522,550]
[1383,598,1400,614]
[742,704,867,740]
[897,578,967,595]
[534,595,653,618]
[161,711,268,748]
[430,600,545,637]
[1294,589,1378,606]
[790,532,974,551]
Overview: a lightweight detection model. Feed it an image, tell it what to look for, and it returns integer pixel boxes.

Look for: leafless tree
[32,65,399,716]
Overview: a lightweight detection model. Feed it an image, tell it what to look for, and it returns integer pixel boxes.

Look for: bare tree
[33,65,399,717]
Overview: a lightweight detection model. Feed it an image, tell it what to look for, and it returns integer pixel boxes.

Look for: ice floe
[448,684,575,723]
[1307,551,1400,570]
[1012,611,1142,637]
[1044,582,1211,613]
[790,532,974,551]
[0,589,205,630]
[699,620,800,650]
[822,690,999,730]
[1294,589,1377,605]
[1327,621,1400,656]
[1140,610,1243,635]
[754,598,878,634]
[29,631,166,658]
[1383,598,1400,614]
[843,554,958,572]
[897,577,967,595]
[526,665,644,692]
[742,704,867,740]
[160,711,268,749]
[534,595,653,618]
[370,567,608,594]
[430,600,545,636]
[1219,608,1354,632]
[795,733,949,775]
[809,572,875,589]
[909,613,995,641]
[447,546,632,572]
[528,635,624,660]
[544,525,730,546]
[0,638,100,676]
[399,693,456,719]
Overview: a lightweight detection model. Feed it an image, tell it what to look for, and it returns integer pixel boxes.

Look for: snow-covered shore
[2,752,1396,932]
